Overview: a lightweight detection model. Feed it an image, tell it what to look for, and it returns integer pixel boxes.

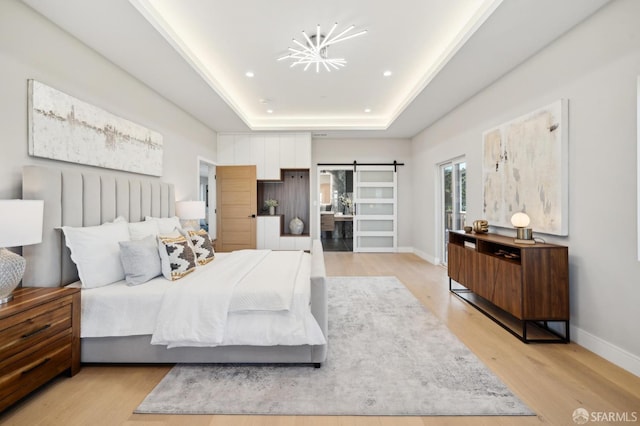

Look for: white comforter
[151,249,301,347]
[74,251,325,348]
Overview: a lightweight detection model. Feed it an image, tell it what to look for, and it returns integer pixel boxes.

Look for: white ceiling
[21,0,609,138]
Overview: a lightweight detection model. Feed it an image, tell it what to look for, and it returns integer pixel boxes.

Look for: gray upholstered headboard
[21,165,175,288]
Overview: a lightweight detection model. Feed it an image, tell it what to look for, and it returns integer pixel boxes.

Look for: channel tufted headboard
[21,165,175,288]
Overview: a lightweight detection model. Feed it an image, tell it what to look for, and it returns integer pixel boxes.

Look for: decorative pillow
[157,234,197,280]
[145,216,181,234]
[61,220,130,288]
[187,229,215,265]
[119,235,162,285]
[129,220,160,240]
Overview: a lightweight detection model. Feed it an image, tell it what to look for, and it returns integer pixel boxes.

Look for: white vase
[289,217,304,235]
[269,206,275,215]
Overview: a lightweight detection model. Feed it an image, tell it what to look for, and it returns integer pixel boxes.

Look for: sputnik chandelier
[277,22,367,73]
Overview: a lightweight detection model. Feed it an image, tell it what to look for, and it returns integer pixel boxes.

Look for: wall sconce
[511,212,535,244]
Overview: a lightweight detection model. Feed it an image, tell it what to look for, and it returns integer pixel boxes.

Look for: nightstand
[0,287,80,412]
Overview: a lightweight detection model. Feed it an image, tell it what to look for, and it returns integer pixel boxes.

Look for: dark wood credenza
[447,230,569,343]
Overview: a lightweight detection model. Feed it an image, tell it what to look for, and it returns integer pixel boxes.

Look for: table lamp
[0,200,44,304]
[511,212,534,244]
[176,200,206,230]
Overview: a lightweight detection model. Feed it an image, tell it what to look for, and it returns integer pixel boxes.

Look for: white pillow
[61,220,130,288]
[129,220,160,240]
[145,216,181,234]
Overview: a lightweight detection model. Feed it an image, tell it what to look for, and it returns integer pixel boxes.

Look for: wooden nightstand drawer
[0,301,72,361]
[0,287,80,413]
[0,329,72,376]
[0,337,72,410]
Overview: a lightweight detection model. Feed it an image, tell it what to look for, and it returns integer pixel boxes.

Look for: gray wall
[0,0,217,203]
[312,138,413,250]
[412,0,640,374]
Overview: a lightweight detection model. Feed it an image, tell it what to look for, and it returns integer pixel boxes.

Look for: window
[440,158,466,264]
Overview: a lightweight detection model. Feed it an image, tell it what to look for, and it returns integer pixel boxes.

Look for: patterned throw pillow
[157,235,197,280]
[188,229,215,265]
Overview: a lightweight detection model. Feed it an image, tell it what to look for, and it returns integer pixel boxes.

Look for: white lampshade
[176,201,206,220]
[510,212,531,228]
[0,200,44,247]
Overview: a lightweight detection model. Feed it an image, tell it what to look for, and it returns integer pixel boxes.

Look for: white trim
[412,247,439,265]
[437,156,466,265]
[572,325,640,377]
[197,156,217,239]
[316,165,353,242]
[637,76,640,261]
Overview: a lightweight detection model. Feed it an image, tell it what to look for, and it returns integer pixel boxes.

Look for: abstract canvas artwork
[482,100,568,236]
[28,80,163,176]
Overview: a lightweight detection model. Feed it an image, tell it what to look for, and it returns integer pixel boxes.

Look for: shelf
[450,281,569,343]
[257,169,309,234]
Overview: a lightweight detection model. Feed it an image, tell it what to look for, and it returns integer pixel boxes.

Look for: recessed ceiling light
[267,109,274,114]
[383,70,392,77]
[364,108,371,113]
[245,71,255,78]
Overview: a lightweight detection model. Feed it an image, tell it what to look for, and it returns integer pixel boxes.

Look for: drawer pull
[21,324,51,339]
[21,358,51,376]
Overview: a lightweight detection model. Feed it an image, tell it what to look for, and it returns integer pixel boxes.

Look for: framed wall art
[28,80,163,176]
[482,99,569,236]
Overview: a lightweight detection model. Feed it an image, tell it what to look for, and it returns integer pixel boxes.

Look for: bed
[21,165,328,366]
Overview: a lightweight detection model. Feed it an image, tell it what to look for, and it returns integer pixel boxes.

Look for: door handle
[248,214,256,218]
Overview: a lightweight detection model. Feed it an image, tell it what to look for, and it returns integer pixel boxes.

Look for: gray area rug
[135,276,534,416]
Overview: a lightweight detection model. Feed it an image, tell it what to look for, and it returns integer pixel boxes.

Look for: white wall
[412,0,640,375]
[0,0,217,202]
[312,138,413,250]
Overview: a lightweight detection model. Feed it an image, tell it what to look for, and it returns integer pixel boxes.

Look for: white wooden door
[353,166,397,252]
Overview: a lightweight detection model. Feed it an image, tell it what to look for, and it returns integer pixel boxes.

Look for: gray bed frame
[22,165,327,365]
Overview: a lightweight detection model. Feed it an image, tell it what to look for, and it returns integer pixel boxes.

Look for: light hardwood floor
[1,252,638,425]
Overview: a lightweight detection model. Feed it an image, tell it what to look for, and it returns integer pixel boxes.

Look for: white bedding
[73,251,326,347]
[151,249,273,347]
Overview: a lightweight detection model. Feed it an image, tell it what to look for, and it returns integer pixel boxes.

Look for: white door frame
[437,156,466,265]
[197,156,217,239]
[315,165,352,241]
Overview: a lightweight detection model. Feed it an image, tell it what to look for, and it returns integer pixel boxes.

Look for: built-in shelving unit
[257,169,310,236]
[448,230,569,343]
[256,169,310,250]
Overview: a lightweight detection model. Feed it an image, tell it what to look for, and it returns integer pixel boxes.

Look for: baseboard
[571,325,640,377]
[396,246,415,254]
[411,248,439,265]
